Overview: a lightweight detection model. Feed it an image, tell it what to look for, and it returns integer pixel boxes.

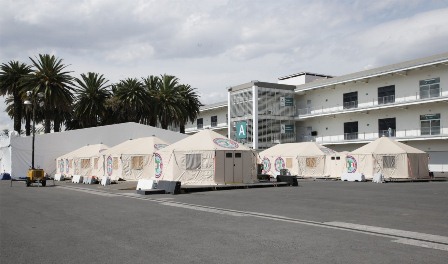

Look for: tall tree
[28,54,74,133]
[142,75,159,127]
[0,61,32,133]
[153,74,183,130]
[177,84,202,134]
[114,78,151,123]
[73,72,111,128]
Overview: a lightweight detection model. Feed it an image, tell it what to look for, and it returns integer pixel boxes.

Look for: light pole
[24,91,44,169]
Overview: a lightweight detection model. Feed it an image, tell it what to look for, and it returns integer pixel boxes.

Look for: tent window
[132,156,144,170]
[383,156,396,168]
[113,157,119,170]
[336,157,340,160]
[69,160,73,168]
[186,154,201,170]
[286,158,293,168]
[306,158,317,168]
[81,159,90,169]
[331,157,335,160]
[226,153,233,158]
[235,153,242,158]
[94,158,98,169]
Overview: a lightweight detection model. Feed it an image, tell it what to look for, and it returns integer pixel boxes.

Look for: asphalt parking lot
[1,179,447,263]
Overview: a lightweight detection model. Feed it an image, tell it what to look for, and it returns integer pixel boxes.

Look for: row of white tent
[56,130,430,186]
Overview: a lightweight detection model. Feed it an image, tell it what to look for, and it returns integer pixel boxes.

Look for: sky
[1,0,448,132]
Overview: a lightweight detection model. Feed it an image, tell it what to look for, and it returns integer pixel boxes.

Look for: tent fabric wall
[56,144,109,178]
[259,142,339,178]
[350,137,429,179]
[5,122,187,178]
[100,136,169,181]
[152,130,257,185]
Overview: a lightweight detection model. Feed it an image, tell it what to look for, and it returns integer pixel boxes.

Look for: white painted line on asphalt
[57,185,118,197]
[393,238,448,251]
[160,202,247,217]
[324,222,448,244]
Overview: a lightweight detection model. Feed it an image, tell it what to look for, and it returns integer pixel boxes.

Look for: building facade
[185,52,448,172]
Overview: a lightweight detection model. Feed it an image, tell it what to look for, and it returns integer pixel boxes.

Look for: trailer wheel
[26,179,31,187]
[41,180,46,187]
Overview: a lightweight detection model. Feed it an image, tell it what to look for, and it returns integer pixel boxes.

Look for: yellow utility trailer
[26,169,46,187]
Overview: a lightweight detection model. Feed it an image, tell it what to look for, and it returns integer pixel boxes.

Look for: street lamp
[24,91,44,169]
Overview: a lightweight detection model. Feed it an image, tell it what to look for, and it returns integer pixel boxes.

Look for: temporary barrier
[54,173,64,181]
[341,173,365,182]
[136,179,157,190]
[100,176,110,186]
[72,175,83,183]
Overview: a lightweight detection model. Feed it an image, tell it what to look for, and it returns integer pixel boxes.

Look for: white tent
[259,142,342,178]
[2,122,188,178]
[152,130,257,185]
[100,136,169,181]
[349,137,429,179]
[56,144,109,178]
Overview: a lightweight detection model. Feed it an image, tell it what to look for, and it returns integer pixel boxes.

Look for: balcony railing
[378,95,395,105]
[297,126,447,144]
[297,89,446,118]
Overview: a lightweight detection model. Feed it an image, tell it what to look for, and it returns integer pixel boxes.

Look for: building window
[197,118,203,129]
[343,92,358,109]
[344,121,358,140]
[420,114,441,135]
[131,156,144,170]
[420,78,440,99]
[211,116,217,127]
[383,156,396,169]
[378,85,395,104]
[186,154,201,170]
[378,118,396,137]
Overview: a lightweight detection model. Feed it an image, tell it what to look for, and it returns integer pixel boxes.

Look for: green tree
[114,78,151,123]
[0,61,32,133]
[153,74,183,130]
[28,54,74,133]
[141,75,160,127]
[177,84,202,134]
[73,72,111,128]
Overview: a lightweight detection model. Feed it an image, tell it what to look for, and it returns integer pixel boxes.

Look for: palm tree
[114,78,151,123]
[153,74,183,130]
[142,75,160,127]
[28,54,74,133]
[177,84,202,134]
[73,72,111,128]
[0,61,32,133]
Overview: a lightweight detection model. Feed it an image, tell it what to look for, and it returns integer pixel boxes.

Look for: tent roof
[103,136,169,156]
[260,142,337,157]
[159,129,251,152]
[351,137,426,154]
[59,143,109,159]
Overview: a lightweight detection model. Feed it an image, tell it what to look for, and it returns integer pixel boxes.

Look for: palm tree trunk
[13,90,22,134]
[180,124,185,134]
[54,114,61,132]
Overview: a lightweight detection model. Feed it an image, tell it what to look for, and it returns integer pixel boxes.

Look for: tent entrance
[215,151,244,184]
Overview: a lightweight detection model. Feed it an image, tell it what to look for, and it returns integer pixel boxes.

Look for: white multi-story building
[185,52,448,172]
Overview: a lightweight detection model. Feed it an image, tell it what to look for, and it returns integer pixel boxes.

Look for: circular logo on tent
[106,156,113,176]
[154,153,163,178]
[154,144,168,150]
[346,155,357,173]
[262,157,271,174]
[65,159,69,173]
[274,157,285,172]
[59,160,64,173]
[213,138,239,149]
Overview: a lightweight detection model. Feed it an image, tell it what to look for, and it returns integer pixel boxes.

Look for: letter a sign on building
[236,121,247,139]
